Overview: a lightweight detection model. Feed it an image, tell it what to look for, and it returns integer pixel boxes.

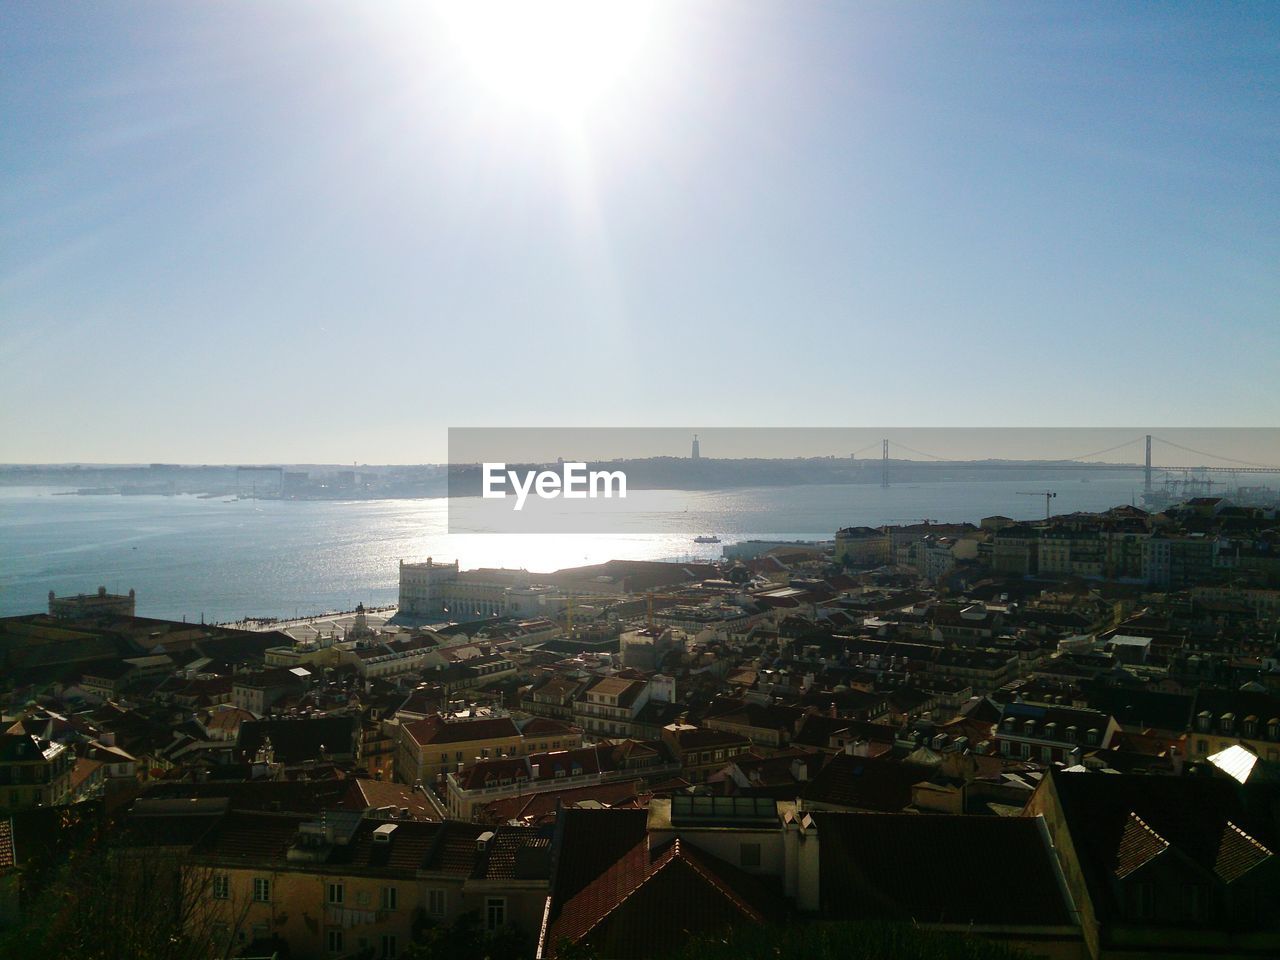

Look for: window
[739,843,761,868]
[380,934,399,959]
[1183,884,1208,922]
[486,897,506,931]
[381,886,397,910]
[252,878,271,903]
[327,882,344,905]
[327,929,344,954]
[212,875,230,900]
[1130,882,1155,920]
[1041,746,1053,763]
[428,888,446,916]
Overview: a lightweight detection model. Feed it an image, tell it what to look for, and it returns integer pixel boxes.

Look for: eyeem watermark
[482,462,627,511]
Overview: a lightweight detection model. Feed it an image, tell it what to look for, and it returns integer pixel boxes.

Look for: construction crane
[887,517,937,526]
[1017,491,1057,521]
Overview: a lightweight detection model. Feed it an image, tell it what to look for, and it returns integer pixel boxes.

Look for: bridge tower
[881,439,890,488]
[1145,434,1152,494]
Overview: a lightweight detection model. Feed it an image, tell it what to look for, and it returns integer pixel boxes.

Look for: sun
[435,1,659,122]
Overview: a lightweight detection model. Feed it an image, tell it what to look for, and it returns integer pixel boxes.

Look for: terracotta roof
[1113,812,1169,878]
[544,837,785,958]
[402,714,520,746]
[548,808,649,908]
[1213,820,1274,883]
[0,818,13,870]
[342,779,441,821]
[479,779,645,825]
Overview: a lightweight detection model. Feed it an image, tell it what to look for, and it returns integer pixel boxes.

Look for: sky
[2,1,1277,464]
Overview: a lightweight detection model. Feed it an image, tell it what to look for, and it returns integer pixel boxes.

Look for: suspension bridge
[848,434,1280,491]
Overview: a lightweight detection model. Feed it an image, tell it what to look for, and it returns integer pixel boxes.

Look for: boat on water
[694,535,721,544]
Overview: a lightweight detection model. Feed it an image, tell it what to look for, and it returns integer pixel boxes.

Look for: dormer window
[1065,726,1077,744]
[1086,728,1099,745]
[1044,722,1057,741]
[1268,719,1280,740]
[1221,713,1235,735]
[1003,717,1015,732]
[1023,719,1036,736]
[1243,716,1257,738]
[1196,711,1211,733]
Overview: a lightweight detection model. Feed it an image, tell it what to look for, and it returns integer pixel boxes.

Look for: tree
[403,910,530,960]
[0,816,250,960]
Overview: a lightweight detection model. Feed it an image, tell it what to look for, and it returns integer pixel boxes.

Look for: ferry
[694,535,721,544]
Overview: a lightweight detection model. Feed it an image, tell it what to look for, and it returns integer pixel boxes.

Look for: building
[190,811,552,959]
[444,741,678,820]
[659,724,754,783]
[1026,768,1280,958]
[834,527,891,568]
[619,627,676,671]
[572,675,676,740]
[396,714,583,787]
[537,800,1084,959]
[48,586,136,619]
[0,730,73,812]
[1187,690,1280,763]
[397,559,532,619]
[993,702,1118,765]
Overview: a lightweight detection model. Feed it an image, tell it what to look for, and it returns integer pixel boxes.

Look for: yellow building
[190,812,550,959]
[834,527,891,567]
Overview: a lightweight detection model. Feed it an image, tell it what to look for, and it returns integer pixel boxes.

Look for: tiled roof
[1048,768,1276,920]
[402,715,520,746]
[0,818,13,870]
[479,779,645,826]
[1113,812,1169,878]
[544,838,784,958]
[342,779,440,821]
[1213,820,1274,883]
[549,808,649,909]
[816,812,1075,927]
[193,810,306,863]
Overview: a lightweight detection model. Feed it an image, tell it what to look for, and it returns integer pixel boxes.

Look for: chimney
[790,758,808,782]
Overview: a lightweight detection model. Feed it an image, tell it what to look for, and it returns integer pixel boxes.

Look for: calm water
[0,478,1143,622]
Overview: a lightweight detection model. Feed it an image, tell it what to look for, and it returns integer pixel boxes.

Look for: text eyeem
[482,462,627,511]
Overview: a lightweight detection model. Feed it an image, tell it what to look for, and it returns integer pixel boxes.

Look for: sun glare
[436,1,658,121]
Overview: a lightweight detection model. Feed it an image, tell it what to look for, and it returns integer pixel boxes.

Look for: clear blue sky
[2,1,1277,463]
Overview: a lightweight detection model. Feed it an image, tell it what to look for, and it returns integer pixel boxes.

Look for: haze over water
[1,477,1145,622]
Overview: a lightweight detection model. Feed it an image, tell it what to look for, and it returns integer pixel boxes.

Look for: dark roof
[140,779,349,814]
[1081,685,1193,732]
[815,812,1076,927]
[800,754,934,812]
[549,807,649,909]
[1045,768,1276,921]
[237,716,358,764]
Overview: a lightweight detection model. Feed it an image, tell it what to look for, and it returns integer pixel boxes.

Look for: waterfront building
[48,586,135,619]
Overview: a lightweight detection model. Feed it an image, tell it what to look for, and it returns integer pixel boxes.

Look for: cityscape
[4,481,1280,958]
[4,2,1278,959]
